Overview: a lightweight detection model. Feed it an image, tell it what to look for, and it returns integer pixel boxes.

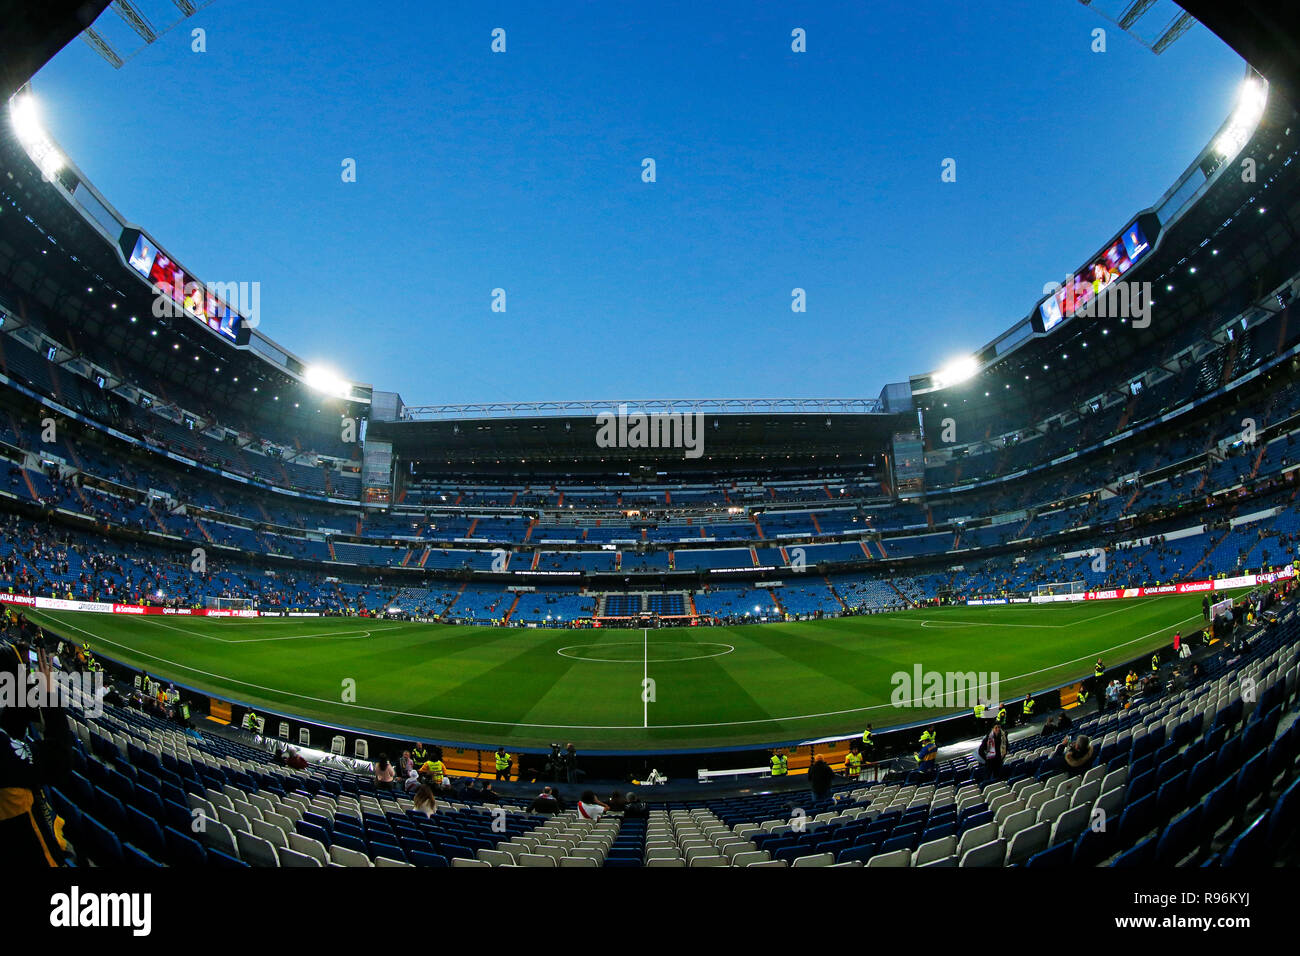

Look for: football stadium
[2,1,1300,908]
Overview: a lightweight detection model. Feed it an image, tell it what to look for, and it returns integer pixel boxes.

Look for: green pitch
[29,593,1217,751]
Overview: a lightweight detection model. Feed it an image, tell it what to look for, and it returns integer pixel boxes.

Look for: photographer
[1,635,73,866]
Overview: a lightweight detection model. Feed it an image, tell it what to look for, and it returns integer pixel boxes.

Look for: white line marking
[130,616,403,644]
[557,642,734,663]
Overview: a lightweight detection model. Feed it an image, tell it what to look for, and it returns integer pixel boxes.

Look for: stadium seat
[958,839,1006,868]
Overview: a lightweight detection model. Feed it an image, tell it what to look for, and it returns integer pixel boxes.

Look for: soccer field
[28,593,1218,751]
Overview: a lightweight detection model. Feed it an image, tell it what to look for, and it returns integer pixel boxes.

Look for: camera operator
[1,633,73,866]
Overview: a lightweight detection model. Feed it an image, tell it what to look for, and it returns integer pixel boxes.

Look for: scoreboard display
[1037,215,1157,333]
[120,229,248,343]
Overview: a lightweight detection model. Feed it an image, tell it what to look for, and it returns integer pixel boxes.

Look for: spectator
[412,783,437,817]
[1055,734,1096,776]
[374,754,395,789]
[529,786,559,814]
[623,792,649,818]
[978,723,1007,780]
[576,789,609,820]
[809,757,834,800]
[0,642,71,866]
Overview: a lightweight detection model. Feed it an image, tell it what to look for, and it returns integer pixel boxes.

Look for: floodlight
[1214,77,1267,158]
[9,93,65,181]
[934,355,979,389]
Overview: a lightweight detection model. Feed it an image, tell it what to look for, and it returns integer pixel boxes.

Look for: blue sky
[33,0,1243,405]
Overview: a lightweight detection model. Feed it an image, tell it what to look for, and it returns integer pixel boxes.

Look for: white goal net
[1035,580,1086,597]
[206,596,255,612]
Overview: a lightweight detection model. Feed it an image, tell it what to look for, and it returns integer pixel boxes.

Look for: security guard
[494,746,512,781]
[973,701,986,722]
[844,745,863,780]
[411,742,429,765]
[996,704,1007,726]
[1151,651,1161,673]
[419,750,447,788]
[1022,695,1035,721]
[770,751,789,777]
[861,725,875,758]
[1094,658,1105,680]
[917,726,938,771]
[1077,686,1090,707]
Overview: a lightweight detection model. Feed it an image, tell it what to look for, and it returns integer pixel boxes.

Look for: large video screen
[1040,219,1151,332]
[125,233,244,342]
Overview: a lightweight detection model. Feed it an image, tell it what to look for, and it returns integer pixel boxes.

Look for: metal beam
[81,27,124,69]
[112,1,158,44]
[397,398,887,421]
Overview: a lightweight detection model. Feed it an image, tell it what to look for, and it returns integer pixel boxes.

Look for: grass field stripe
[35,606,1208,734]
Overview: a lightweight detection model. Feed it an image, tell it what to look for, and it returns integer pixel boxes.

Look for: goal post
[206,596,255,612]
[1035,580,1086,597]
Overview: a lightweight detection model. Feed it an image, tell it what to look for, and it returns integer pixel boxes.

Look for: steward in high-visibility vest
[996,706,1007,726]
[419,759,446,786]
[411,744,429,764]
[494,747,512,780]
[974,702,986,720]
[917,727,937,770]
[1151,652,1160,673]
[770,752,788,776]
[1094,659,1105,679]
[844,748,863,778]
[861,726,874,754]
[1022,696,1035,718]
[1077,687,1090,706]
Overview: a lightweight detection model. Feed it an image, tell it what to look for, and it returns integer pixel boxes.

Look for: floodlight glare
[934,355,979,389]
[1214,77,1267,158]
[8,93,65,181]
[303,365,349,398]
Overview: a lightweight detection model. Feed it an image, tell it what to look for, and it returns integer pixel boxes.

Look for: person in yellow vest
[770,751,789,777]
[917,726,938,772]
[1077,685,1090,708]
[996,704,1007,727]
[1151,651,1161,673]
[419,747,448,789]
[1022,694,1035,722]
[494,746,512,781]
[843,745,863,781]
[411,742,429,765]
[1125,669,1138,692]
[860,725,875,760]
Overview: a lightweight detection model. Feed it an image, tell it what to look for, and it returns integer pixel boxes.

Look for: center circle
[556,642,734,663]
